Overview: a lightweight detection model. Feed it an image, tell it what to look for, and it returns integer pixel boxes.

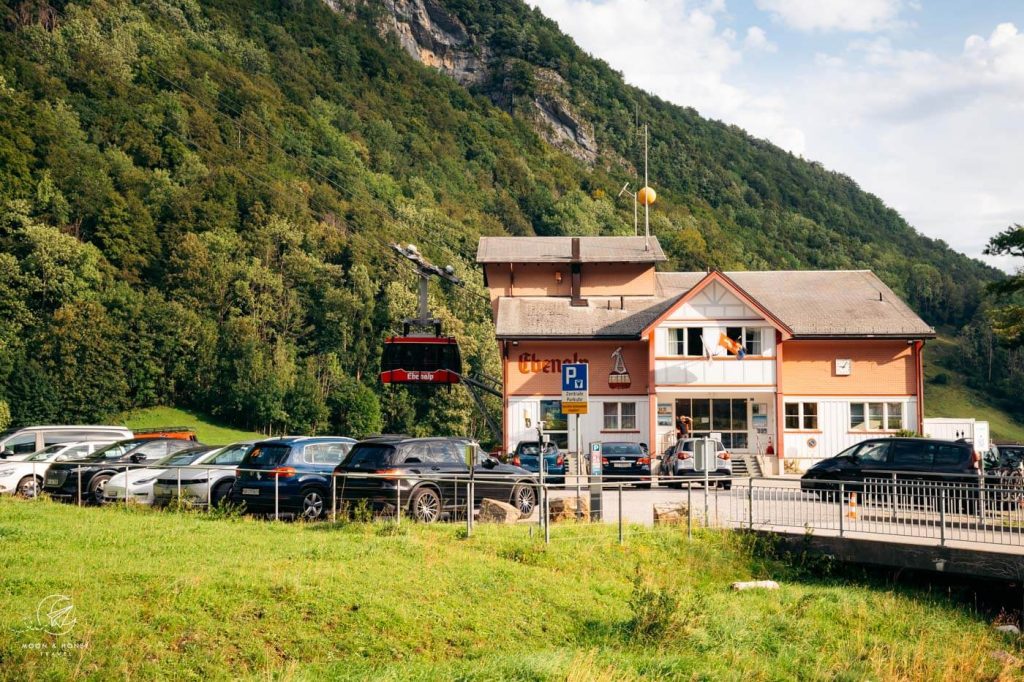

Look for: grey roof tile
[477,236,666,263]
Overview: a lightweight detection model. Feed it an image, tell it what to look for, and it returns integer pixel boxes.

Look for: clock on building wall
[835,358,852,376]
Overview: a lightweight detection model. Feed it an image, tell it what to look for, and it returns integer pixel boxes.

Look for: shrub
[627,567,678,641]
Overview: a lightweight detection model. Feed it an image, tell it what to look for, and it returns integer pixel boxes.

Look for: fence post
[395,475,401,525]
[543,481,550,545]
[466,478,472,538]
[31,461,37,499]
[125,465,130,508]
[274,475,279,521]
[890,473,897,522]
[939,487,947,547]
[176,466,182,504]
[207,468,212,509]
[747,477,754,530]
[839,482,845,538]
[331,473,337,522]
[618,483,623,545]
[687,482,692,539]
[77,468,82,506]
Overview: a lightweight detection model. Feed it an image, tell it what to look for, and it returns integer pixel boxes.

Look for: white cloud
[531,1,1024,270]
[744,26,777,52]
[530,0,805,153]
[755,0,906,33]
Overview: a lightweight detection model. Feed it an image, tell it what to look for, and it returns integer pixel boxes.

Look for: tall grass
[0,497,1020,680]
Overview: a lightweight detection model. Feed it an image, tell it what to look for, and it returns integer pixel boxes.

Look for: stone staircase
[732,453,763,478]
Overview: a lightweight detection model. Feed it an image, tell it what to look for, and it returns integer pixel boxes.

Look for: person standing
[676,415,693,440]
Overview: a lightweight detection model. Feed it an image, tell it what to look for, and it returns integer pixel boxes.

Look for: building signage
[608,347,631,388]
[518,352,589,374]
[561,362,589,414]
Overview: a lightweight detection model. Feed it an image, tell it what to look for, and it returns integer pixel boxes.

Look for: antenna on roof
[617,182,638,236]
[637,124,656,252]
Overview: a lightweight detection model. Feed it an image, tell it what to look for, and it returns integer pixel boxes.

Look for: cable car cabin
[380,337,462,385]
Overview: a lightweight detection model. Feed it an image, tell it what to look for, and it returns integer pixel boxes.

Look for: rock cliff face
[325,0,598,162]
[378,0,489,86]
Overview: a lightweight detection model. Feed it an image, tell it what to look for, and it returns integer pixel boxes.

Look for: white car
[0,441,114,496]
[103,446,214,505]
[152,441,255,507]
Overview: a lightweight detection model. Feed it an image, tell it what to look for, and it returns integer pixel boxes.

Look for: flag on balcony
[718,333,746,359]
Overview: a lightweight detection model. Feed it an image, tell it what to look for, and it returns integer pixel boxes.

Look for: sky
[530,0,1024,272]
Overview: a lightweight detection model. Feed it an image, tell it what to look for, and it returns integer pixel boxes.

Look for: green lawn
[924,336,1024,442]
[116,406,265,445]
[0,498,1019,680]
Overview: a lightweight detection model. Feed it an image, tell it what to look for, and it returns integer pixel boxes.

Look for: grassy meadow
[116,406,265,445]
[0,497,1021,680]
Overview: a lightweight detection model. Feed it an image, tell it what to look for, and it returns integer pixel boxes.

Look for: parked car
[0,441,114,497]
[660,438,732,489]
[510,441,565,484]
[42,438,200,504]
[335,436,539,523]
[800,438,981,497]
[0,426,132,458]
[103,446,216,505]
[152,441,256,507]
[229,437,357,520]
[598,442,652,487]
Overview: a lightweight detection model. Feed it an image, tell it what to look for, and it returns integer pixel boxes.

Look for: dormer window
[671,328,706,356]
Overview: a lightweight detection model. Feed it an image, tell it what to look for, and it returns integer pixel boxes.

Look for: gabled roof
[491,269,935,339]
[641,270,793,338]
[477,236,667,264]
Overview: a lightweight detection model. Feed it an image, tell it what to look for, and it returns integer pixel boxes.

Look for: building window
[676,398,748,449]
[670,328,706,356]
[604,402,637,430]
[540,400,569,449]
[726,327,765,356]
[784,402,818,430]
[850,402,903,432]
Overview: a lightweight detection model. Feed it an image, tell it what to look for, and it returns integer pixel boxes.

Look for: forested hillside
[0,0,1010,441]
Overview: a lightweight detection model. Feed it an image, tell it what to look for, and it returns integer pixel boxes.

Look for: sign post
[694,438,715,524]
[562,363,589,519]
[589,442,603,521]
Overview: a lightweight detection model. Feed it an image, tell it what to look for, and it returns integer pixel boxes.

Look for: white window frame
[850,401,904,432]
[603,402,638,431]
[669,327,706,357]
[783,402,818,431]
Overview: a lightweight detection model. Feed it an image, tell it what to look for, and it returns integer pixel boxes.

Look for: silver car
[152,441,255,507]
[660,438,733,489]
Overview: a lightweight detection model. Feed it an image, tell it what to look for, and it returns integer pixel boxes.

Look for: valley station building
[477,236,935,472]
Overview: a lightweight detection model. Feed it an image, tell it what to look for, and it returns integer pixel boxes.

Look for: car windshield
[26,446,65,462]
[158,449,211,468]
[207,443,253,466]
[603,443,642,456]
[83,440,140,461]
[518,443,556,456]
[343,444,396,470]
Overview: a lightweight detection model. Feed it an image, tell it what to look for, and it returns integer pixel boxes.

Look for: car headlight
[134,477,156,486]
[0,468,15,478]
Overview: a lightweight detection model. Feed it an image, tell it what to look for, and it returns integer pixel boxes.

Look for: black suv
[800,437,980,495]
[335,437,538,523]
[43,438,200,504]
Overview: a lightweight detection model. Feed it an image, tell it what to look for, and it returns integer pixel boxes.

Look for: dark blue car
[230,437,356,520]
[511,441,565,484]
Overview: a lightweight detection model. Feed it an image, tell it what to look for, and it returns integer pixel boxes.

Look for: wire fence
[13,463,1024,549]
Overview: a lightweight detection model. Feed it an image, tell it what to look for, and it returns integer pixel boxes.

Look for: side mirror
[130,453,144,463]
[0,448,11,459]
[482,457,498,469]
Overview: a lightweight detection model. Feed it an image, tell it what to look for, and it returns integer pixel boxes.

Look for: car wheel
[409,487,442,523]
[211,480,233,506]
[511,483,537,518]
[299,488,327,521]
[16,475,41,498]
[89,475,111,504]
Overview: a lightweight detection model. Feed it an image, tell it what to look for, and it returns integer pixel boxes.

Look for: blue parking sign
[561,363,588,392]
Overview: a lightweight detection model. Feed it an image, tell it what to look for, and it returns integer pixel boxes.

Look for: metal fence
[15,463,1024,549]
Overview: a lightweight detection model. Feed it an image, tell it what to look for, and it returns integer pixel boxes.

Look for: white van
[0,426,133,458]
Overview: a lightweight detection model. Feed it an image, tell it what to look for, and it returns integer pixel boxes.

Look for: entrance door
[674,398,749,450]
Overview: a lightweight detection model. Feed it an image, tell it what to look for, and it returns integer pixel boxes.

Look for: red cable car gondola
[380,336,462,385]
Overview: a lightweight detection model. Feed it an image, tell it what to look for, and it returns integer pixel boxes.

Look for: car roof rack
[133,426,194,434]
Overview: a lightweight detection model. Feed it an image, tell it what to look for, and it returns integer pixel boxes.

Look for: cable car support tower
[382,244,502,443]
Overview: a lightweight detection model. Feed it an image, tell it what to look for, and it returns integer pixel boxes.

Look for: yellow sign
[562,402,588,414]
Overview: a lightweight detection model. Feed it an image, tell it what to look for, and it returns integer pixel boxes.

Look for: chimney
[570,237,587,307]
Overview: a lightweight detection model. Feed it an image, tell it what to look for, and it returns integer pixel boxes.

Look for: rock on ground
[653,502,689,524]
[548,496,590,522]
[478,498,520,524]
